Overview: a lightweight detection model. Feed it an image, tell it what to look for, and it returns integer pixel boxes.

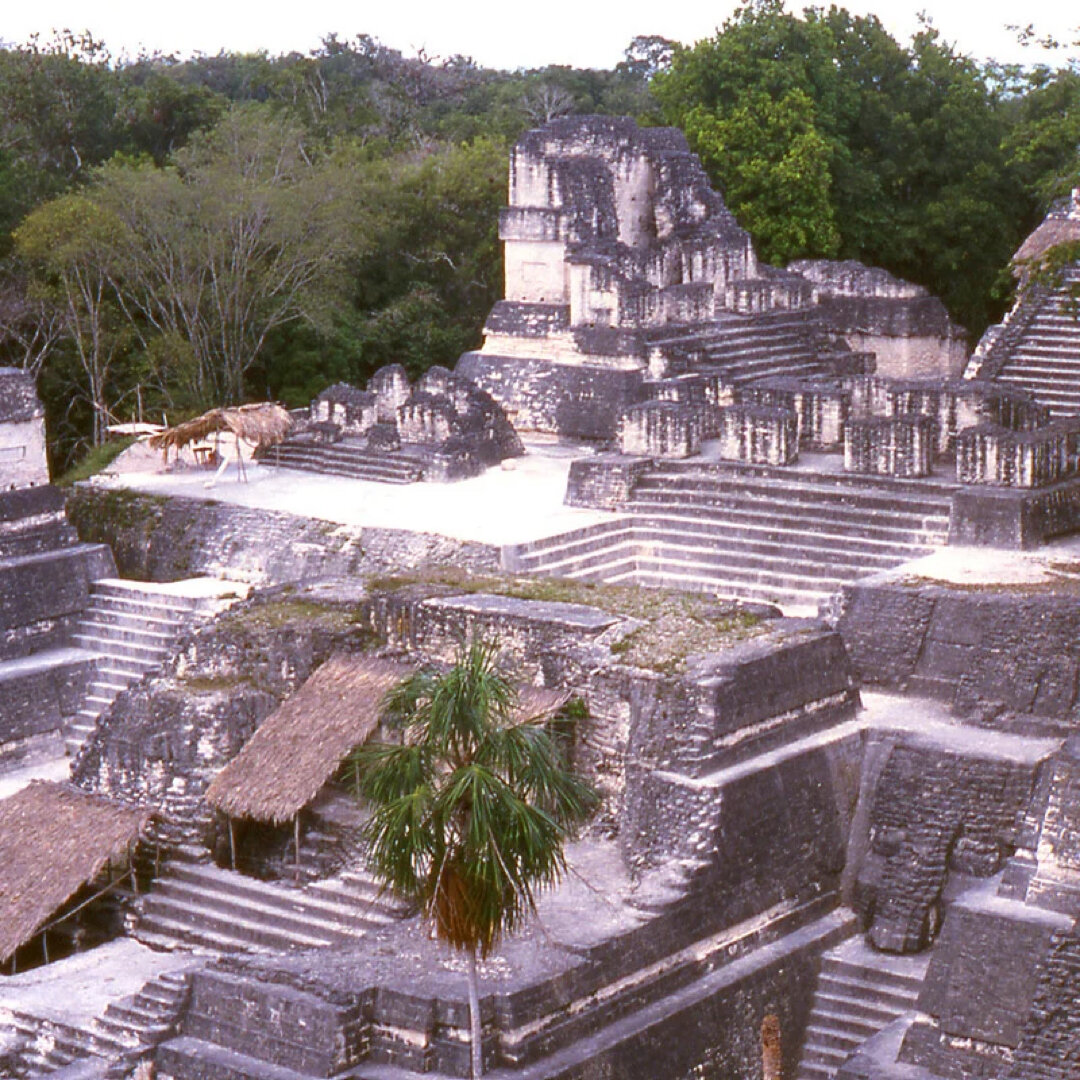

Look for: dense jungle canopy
[0,2,1078,469]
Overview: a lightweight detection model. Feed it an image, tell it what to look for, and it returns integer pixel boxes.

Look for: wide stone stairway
[260,439,425,484]
[796,937,930,1080]
[508,462,953,608]
[136,859,409,953]
[66,579,207,756]
[991,267,1080,417]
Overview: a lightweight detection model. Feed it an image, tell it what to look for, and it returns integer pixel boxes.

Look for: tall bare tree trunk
[467,945,483,1078]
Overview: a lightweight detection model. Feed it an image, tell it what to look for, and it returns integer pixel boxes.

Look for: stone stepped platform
[136,861,409,954]
[796,936,930,1080]
[65,580,208,757]
[262,439,426,484]
[0,484,80,560]
[156,906,855,1080]
[509,461,952,609]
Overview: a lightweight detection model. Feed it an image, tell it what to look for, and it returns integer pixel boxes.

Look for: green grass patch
[177,673,254,693]
[222,597,366,632]
[56,437,136,486]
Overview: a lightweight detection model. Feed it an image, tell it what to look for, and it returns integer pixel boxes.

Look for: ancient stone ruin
[0,121,1078,1080]
[266,363,524,483]
[457,116,965,443]
[0,367,48,491]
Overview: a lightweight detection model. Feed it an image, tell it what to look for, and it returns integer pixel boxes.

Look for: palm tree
[346,639,596,1078]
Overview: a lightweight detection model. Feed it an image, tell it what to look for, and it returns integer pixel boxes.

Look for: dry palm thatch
[0,782,152,964]
[206,656,572,826]
[148,402,293,452]
[206,655,416,825]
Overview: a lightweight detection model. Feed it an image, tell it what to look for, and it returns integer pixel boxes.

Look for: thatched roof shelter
[0,782,152,964]
[205,654,572,825]
[206,655,415,825]
[149,402,293,452]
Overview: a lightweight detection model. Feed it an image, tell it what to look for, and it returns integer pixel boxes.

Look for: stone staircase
[260,438,425,484]
[649,309,830,384]
[508,462,953,608]
[0,967,193,1077]
[136,860,410,954]
[66,580,204,756]
[796,937,930,1080]
[993,268,1080,418]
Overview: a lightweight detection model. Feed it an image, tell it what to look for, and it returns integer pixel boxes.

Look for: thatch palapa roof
[206,655,415,825]
[149,402,293,452]
[0,781,152,964]
[205,654,573,825]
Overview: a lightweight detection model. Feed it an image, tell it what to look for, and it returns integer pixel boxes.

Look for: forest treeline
[0,1,1078,468]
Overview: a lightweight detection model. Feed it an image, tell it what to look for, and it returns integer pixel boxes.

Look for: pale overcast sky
[1,1,1076,70]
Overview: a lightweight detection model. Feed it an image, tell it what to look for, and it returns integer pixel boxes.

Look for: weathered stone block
[564,454,651,510]
[956,421,1076,487]
[717,405,798,465]
[619,401,703,459]
[844,414,933,477]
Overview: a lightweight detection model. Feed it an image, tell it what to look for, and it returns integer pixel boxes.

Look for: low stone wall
[66,487,499,585]
[949,476,1080,548]
[456,351,644,441]
[844,415,933,478]
[0,654,95,765]
[739,379,848,450]
[0,542,115,661]
[717,405,798,465]
[833,576,1080,729]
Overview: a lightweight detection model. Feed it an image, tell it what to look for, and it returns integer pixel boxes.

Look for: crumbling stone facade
[275,363,524,482]
[0,367,49,490]
[457,117,965,442]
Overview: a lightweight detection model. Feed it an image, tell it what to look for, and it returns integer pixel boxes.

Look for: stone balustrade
[716,405,798,466]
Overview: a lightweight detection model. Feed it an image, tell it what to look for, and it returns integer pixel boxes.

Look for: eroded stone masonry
[0,118,1078,1080]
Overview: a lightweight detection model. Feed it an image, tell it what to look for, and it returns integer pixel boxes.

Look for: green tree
[14,194,130,445]
[96,105,368,408]
[347,641,596,1078]
[652,1,1023,332]
[683,88,840,263]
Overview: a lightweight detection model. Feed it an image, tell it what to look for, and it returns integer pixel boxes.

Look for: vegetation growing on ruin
[219,596,367,633]
[54,435,134,485]
[0,16,1077,468]
[368,567,768,672]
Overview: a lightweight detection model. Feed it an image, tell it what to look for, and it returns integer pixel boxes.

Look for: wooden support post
[228,817,237,871]
[294,815,301,872]
[42,932,48,965]
[762,1014,781,1080]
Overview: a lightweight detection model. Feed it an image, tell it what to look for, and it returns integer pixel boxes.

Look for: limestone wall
[66,487,499,585]
[832,578,1080,730]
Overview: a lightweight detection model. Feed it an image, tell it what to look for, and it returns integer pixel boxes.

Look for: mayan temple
[0,117,1077,1080]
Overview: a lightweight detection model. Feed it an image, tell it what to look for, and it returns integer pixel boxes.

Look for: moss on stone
[367,567,769,673]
